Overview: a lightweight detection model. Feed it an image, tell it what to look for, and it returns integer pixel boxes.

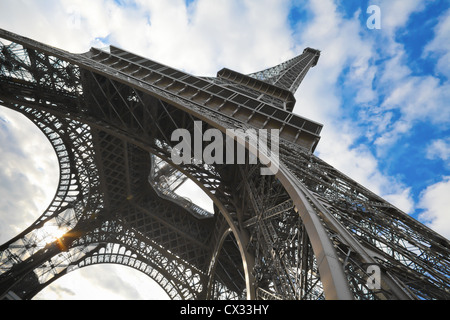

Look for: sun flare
[37,224,70,245]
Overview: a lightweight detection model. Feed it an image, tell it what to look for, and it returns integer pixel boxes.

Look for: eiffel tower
[0,28,449,301]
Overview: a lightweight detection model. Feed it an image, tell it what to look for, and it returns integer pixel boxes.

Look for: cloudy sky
[1,0,449,300]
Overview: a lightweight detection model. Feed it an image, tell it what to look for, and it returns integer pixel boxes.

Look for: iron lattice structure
[0,29,449,300]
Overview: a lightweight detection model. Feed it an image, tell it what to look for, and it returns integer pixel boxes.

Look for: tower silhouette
[0,29,449,300]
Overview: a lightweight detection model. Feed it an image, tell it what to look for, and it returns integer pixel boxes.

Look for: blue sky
[313,0,450,204]
[1,0,449,300]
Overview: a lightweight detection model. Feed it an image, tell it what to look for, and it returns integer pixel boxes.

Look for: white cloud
[381,76,450,125]
[376,0,426,35]
[138,0,294,75]
[290,0,414,213]
[384,187,414,214]
[0,107,58,241]
[418,176,450,240]
[353,3,450,155]
[34,264,170,300]
[293,0,377,119]
[424,8,450,79]
[378,51,412,83]
[0,0,104,52]
[426,138,450,162]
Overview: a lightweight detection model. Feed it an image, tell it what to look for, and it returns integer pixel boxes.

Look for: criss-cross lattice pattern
[0,29,449,300]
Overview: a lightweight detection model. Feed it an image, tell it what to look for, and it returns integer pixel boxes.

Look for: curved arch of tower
[1,29,449,300]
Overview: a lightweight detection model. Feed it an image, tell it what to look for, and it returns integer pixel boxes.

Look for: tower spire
[216,48,320,112]
[249,48,320,94]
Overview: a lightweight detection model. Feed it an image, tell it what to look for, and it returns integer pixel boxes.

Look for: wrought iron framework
[0,29,449,300]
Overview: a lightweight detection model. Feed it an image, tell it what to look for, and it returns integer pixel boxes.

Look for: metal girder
[1,28,450,301]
